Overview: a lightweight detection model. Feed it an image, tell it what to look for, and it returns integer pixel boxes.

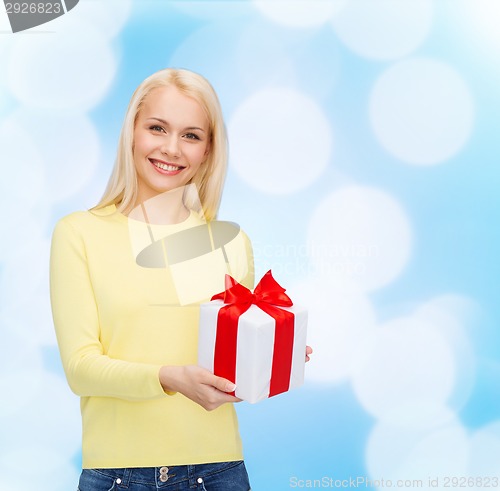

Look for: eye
[185,133,201,141]
[149,125,165,133]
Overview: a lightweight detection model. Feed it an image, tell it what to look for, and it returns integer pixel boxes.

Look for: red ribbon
[211,270,295,398]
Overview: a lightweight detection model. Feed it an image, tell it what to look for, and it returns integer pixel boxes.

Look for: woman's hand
[161,345,313,410]
[159,365,241,411]
[305,345,313,362]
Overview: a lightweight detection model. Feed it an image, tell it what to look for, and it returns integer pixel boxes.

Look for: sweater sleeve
[50,217,168,401]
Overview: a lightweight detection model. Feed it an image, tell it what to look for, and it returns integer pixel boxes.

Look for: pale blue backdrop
[1,1,499,490]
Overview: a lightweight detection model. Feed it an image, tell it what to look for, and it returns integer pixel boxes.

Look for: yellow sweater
[49,205,254,468]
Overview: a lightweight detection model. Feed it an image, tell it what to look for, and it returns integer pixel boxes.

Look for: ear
[204,141,211,159]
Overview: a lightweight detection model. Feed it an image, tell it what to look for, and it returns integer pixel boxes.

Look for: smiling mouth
[149,158,186,173]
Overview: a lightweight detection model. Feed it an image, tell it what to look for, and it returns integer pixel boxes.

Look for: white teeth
[152,160,182,171]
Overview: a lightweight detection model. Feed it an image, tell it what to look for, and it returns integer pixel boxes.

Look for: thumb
[213,375,236,393]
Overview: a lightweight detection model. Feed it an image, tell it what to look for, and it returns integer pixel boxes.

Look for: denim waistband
[85,460,244,489]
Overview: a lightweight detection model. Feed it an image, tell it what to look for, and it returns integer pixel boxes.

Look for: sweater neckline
[111,204,201,228]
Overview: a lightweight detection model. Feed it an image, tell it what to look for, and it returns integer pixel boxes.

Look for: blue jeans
[77,461,251,490]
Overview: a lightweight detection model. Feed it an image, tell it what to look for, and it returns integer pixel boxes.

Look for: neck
[130,188,190,225]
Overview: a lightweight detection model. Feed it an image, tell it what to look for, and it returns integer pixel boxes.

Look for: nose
[160,135,181,158]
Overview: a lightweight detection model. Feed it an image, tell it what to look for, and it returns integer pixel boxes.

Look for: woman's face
[132,85,210,205]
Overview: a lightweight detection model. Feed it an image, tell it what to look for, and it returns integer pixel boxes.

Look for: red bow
[211,269,293,308]
[211,270,295,398]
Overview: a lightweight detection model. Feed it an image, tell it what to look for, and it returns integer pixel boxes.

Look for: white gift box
[198,299,308,404]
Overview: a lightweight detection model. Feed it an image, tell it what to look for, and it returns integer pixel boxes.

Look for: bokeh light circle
[0,445,81,491]
[460,0,500,56]
[0,204,49,262]
[1,372,81,454]
[5,108,100,202]
[235,21,342,100]
[0,239,55,345]
[0,328,44,419]
[169,22,242,111]
[366,409,468,481]
[415,295,478,412]
[288,277,376,383]
[229,88,332,194]
[8,17,117,110]
[469,421,500,475]
[55,0,133,39]
[0,119,46,236]
[370,58,475,165]
[252,0,346,28]
[169,0,251,21]
[307,186,412,291]
[332,0,434,60]
[351,316,456,419]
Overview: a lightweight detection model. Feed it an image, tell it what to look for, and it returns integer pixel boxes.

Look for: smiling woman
[49,68,254,491]
[96,68,228,220]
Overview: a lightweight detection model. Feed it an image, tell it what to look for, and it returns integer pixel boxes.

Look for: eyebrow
[146,117,206,133]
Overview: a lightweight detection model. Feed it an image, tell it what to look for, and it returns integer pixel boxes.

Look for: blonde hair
[94,68,228,220]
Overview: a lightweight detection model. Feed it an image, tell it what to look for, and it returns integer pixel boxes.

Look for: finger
[305,345,313,362]
[212,375,237,393]
[223,395,242,403]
